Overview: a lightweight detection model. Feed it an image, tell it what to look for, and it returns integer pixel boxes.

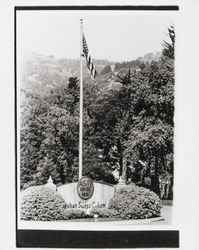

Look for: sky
[17,10,174,62]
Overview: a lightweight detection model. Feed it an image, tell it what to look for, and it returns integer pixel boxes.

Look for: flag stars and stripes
[82,34,97,80]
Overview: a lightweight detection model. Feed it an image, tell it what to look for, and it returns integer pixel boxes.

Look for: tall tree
[162,25,175,60]
[20,77,79,189]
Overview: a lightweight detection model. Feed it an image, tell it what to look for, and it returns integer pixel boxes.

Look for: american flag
[82,33,97,80]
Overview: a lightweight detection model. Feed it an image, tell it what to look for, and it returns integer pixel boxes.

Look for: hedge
[90,208,120,218]
[109,185,162,219]
[20,186,67,221]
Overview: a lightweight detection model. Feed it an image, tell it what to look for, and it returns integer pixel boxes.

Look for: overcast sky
[17,10,174,62]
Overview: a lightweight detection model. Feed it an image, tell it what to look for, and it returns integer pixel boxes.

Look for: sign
[65,201,106,210]
[77,176,94,200]
[57,181,115,212]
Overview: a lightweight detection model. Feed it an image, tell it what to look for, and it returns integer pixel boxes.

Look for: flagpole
[79,19,83,180]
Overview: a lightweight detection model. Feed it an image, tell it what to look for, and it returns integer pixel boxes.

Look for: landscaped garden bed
[20,184,162,222]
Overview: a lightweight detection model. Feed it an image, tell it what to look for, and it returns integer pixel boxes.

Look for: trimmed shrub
[64,209,87,220]
[20,186,67,221]
[109,185,162,219]
[90,208,120,218]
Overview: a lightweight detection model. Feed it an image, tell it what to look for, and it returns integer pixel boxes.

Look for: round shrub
[90,208,120,218]
[20,186,67,221]
[109,185,162,219]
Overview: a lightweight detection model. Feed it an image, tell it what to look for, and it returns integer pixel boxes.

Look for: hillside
[20,51,161,97]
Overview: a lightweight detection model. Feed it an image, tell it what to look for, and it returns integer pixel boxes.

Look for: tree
[83,70,136,179]
[20,77,80,189]
[20,27,175,196]
[162,25,175,60]
[82,26,175,196]
[100,64,112,75]
[122,28,175,193]
[83,142,117,184]
[20,96,49,189]
[125,123,173,193]
[83,84,119,183]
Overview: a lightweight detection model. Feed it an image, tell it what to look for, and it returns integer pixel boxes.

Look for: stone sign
[57,181,115,212]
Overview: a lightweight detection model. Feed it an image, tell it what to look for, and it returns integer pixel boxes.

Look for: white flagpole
[79,19,83,180]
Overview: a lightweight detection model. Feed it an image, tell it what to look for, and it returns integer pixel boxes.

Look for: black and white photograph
[16,7,177,228]
[0,0,199,248]
[1,0,199,249]
[10,4,191,248]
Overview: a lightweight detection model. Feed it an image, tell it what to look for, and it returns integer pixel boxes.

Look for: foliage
[100,64,112,75]
[90,208,120,218]
[162,26,175,59]
[83,80,134,177]
[83,84,119,183]
[20,186,67,221]
[122,50,174,193]
[20,78,80,189]
[109,185,162,219]
[64,209,87,220]
[20,26,175,197]
[114,60,140,71]
[82,143,117,184]
[125,123,173,193]
[84,38,174,192]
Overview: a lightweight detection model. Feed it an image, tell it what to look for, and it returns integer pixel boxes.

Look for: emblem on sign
[77,176,94,200]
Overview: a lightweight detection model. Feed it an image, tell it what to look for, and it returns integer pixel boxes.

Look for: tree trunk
[151,161,160,195]
[117,139,124,178]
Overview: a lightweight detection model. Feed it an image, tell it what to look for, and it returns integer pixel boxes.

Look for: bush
[109,185,162,219]
[64,209,87,220]
[90,208,120,218]
[20,186,67,221]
